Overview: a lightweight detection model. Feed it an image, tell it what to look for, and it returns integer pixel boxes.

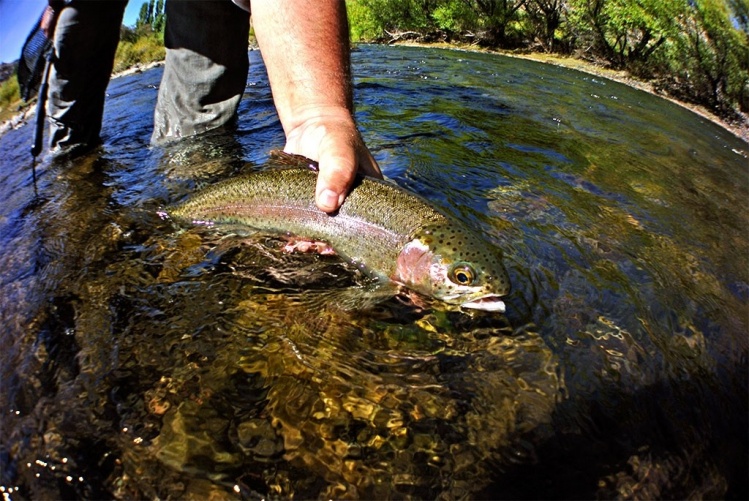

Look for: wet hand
[283,108,381,213]
[40,5,60,39]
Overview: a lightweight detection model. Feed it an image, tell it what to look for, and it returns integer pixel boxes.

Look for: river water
[0,45,747,499]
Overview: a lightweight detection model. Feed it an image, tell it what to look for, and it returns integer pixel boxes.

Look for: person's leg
[47,0,127,154]
[151,0,250,144]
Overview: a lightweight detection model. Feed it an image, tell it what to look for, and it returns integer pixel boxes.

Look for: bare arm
[251,0,381,213]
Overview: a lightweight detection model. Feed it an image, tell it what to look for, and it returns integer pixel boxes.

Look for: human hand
[251,1,379,212]
[41,2,63,39]
[40,6,58,39]
[283,106,381,213]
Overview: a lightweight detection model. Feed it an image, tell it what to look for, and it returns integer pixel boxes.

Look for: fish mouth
[460,294,506,313]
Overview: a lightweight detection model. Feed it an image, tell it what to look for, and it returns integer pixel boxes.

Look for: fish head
[394,223,511,312]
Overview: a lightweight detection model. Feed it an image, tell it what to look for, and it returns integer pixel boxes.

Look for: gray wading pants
[152,0,250,144]
[47,0,250,153]
[48,0,127,153]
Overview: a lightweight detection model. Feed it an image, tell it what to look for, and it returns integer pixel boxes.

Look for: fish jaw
[459,294,506,313]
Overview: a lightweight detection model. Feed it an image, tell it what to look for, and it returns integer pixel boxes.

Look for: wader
[47,0,250,154]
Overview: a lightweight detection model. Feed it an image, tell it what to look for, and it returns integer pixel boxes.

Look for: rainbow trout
[163,151,510,312]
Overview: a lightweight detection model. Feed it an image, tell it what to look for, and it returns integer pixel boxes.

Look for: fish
[162,151,510,312]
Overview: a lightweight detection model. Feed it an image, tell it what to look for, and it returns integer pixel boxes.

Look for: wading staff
[31,50,53,161]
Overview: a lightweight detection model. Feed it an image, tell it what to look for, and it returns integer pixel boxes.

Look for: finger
[315,145,357,213]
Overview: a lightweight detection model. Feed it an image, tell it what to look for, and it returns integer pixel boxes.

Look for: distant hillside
[0,61,16,83]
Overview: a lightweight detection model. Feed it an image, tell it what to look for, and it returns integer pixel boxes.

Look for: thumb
[315,148,357,213]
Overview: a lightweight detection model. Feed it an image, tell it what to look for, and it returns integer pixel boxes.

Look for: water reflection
[0,45,746,499]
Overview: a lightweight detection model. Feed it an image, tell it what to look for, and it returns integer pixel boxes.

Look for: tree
[671,0,749,111]
[136,1,153,28]
[567,0,683,71]
[353,0,439,35]
[134,0,165,36]
[152,0,165,33]
[524,0,565,52]
[463,0,528,46]
[431,0,480,37]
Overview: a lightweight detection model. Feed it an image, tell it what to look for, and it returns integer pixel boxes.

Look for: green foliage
[114,33,165,73]
[118,0,166,72]
[137,1,151,27]
[667,0,749,111]
[347,0,384,40]
[347,0,527,44]
[135,0,165,34]
[463,0,529,45]
[353,0,441,34]
[567,0,684,69]
[344,0,748,117]
[0,75,20,116]
[432,0,478,34]
[524,0,565,51]
[152,0,165,33]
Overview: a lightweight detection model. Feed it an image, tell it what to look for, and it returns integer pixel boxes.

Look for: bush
[431,1,479,36]
[347,0,383,41]
[0,76,20,116]
[663,0,749,113]
[348,0,440,39]
[113,33,165,73]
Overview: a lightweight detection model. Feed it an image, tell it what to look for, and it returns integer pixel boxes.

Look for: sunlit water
[1,45,747,499]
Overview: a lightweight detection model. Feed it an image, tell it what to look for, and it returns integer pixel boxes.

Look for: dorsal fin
[269,150,319,172]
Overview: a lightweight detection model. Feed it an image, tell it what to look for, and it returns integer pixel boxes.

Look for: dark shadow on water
[481,357,749,500]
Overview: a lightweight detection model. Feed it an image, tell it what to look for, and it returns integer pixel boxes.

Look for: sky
[0,0,145,64]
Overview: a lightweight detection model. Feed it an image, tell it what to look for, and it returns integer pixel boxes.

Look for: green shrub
[347,0,382,41]
[667,0,749,112]
[432,1,478,35]
[113,33,165,73]
[0,76,20,114]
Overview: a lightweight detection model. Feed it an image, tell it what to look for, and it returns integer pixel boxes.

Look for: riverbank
[392,41,749,144]
[2,45,747,145]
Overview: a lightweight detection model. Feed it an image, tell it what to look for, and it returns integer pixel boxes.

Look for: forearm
[250,0,353,132]
[250,0,379,213]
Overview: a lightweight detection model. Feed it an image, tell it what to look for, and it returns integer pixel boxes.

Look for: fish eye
[449,264,476,286]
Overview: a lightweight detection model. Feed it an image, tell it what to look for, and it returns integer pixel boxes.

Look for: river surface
[1,45,747,499]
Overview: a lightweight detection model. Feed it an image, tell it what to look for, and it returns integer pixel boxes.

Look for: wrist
[283,104,356,137]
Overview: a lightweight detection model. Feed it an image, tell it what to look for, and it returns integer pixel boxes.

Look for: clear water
[0,45,747,499]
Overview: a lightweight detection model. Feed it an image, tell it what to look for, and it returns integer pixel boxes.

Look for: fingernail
[318,189,341,212]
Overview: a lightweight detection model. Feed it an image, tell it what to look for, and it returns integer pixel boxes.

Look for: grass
[0,76,21,123]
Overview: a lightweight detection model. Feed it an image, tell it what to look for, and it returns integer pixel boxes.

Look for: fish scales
[167,168,448,276]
